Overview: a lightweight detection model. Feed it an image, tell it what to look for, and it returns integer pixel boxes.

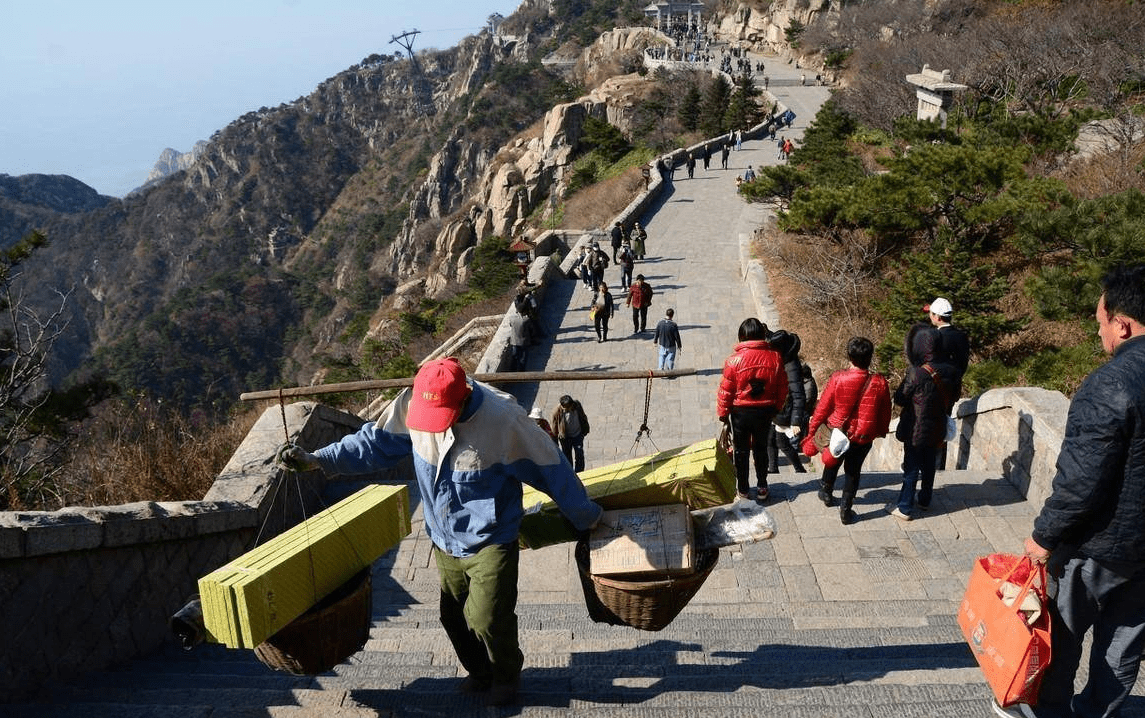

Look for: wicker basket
[253,569,372,675]
[574,540,719,631]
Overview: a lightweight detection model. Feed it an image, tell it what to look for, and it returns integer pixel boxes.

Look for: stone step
[7,686,998,718]
[53,630,983,701]
[44,687,347,710]
[3,704,379,718]
[337,681,997,716]
[63,639,981,695]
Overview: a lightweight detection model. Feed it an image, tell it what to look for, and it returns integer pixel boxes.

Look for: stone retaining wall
[858,387,1068,506]
[0,401,404,701]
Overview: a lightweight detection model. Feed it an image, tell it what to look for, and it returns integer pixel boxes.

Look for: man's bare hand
[1024,536,1050,564]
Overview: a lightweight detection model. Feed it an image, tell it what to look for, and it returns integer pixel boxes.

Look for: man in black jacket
[996,265,1145,718]
[609,221,624,263]
[926,296,971,381]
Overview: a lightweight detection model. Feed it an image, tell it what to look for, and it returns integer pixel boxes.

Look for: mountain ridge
[11,0,579,411]
[0,173,113,249]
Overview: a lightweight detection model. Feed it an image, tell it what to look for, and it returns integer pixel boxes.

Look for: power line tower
[389,29,422,75]
[389,29,434,123]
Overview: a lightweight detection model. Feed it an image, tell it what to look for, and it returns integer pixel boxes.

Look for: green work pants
[434,542,523,685]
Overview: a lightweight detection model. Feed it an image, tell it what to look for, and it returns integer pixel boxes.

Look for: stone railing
[0,401,407,701]
[859,387,1068,506]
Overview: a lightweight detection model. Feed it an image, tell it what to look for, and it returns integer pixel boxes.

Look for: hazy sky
[1,1,520,198]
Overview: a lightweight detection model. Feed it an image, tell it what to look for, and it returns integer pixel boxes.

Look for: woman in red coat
[804,337,892,524]
[716,318,788,501]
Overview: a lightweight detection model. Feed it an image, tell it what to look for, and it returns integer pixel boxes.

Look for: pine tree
[723,73,763,135]
[677,83,702,131]
[872,237,1023,375]
[699,75,732,138]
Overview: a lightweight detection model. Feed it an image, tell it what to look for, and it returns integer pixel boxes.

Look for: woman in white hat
[529,406,555,441]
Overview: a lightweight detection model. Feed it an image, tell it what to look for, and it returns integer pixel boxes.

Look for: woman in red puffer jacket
[716,318,788,502]
[804,337,891,525]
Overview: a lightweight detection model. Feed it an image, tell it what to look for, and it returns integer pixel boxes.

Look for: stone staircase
[18,467,1139,718]
[12,604,991,718]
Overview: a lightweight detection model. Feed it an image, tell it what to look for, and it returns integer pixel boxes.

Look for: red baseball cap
[407,358,471,432]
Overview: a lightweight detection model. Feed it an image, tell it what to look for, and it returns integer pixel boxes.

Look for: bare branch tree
[832,0,1145,131]
[773,228,891,324]
[0,238,74,509]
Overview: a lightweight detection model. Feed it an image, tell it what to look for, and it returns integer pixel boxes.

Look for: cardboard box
[198,483,411,649]
[588,503,694,577]
[520,438,735,549]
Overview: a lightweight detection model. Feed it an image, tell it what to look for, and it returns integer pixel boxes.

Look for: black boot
[839,493,856,525]
[817,479,835,507]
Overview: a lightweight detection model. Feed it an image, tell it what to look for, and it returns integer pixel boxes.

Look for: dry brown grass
[51,402,261,508]
[753,226,888,385]
[1055,141,1145,200]
[559,167,647,231]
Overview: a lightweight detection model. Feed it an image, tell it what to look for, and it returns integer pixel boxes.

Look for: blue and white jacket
[314,381,602,558]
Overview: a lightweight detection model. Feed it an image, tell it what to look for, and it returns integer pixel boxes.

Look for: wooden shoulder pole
[239,368,700,402]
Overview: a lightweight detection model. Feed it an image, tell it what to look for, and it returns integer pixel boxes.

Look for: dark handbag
[717,423,732,456]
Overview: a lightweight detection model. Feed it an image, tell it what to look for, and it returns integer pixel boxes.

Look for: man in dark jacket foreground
[994,265,1145,718]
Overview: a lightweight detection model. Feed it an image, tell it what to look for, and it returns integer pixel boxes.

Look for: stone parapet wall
[860,387,1068,506]
[0,401,401,701]
[476,254,566,374]
[951,388,1069,509]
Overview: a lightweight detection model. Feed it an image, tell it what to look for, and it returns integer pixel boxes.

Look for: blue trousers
[658,345,676,370]
[1031,554,1145,718]
[897,443,937,512]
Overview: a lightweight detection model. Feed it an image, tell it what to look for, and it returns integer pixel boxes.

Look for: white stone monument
[905,65,967,129]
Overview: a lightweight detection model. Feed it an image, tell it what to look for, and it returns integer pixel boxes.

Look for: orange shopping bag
[957,554,1052,707]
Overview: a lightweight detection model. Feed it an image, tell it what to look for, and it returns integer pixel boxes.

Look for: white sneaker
[887,506,911,521]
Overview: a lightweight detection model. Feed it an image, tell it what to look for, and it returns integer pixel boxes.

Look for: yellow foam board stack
[199,483,410,649]
[520,438,735,549]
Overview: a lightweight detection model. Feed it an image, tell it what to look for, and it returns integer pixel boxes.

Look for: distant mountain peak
[141,141,209,187]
